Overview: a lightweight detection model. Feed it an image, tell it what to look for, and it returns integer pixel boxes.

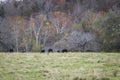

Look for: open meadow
[0,53,120,80]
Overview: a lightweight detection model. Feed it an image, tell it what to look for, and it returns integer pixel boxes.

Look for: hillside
[0,0,120,52]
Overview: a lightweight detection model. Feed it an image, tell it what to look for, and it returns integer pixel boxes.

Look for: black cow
[10,49,14,52]
[86,50,93,52]
[48,49,53,52]
[41,50,45,53]
[62,49,68,53]
[57,50,60,53]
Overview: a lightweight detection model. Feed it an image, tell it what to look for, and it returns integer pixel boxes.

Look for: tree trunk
[15,34,19,52]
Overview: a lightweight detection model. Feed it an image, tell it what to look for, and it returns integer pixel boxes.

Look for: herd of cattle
[41,49,68,53]
[9,48,68,53]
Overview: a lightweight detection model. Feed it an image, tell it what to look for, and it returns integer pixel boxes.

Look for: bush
[31,40,41,52]
[99,16,120,52]
[32,44,41,52]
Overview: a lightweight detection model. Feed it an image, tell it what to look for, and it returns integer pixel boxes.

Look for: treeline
[0,0,120,17]
[0,0,120,52]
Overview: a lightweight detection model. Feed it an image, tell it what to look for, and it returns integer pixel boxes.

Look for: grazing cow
[48,49,53,52]
[62,49,68,53]
[10,49,14,52]
[41,50,45,53]
[57,50,60,53]
[86,50,93,52]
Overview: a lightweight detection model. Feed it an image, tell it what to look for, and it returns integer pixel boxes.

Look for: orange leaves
[51,11,67,19]
[7,16,27,32]
[52,0,66,8]
[29,16,36,28]
[30,14,47,28]
[7,16,26,26]
[39,14,47,21]
[7,16,27,36]
[50,11,72,27]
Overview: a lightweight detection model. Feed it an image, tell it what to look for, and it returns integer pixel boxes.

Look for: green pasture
[0,53,120,80]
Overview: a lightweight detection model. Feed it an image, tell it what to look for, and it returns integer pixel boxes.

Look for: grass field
[0,53,120,80]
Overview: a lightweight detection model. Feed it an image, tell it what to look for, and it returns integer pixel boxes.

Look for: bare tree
[67,31,100,52]
[30,14,46,46]
[49,12,71,41]
[7,16,26,52]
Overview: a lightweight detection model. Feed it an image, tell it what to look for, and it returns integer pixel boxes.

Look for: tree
[83,10,120,52]
[30,14,45,45]
[18,20,33,52]
[7,16,26,52]
[0,17,13,52]
[54,30,100,52]
[99,16,120,52]
[0,5,5,18]
[44,0,53,14]
[67,31,100,52]
[29,14,47,51]
[50,12,72,40]
[4,0,20,16]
